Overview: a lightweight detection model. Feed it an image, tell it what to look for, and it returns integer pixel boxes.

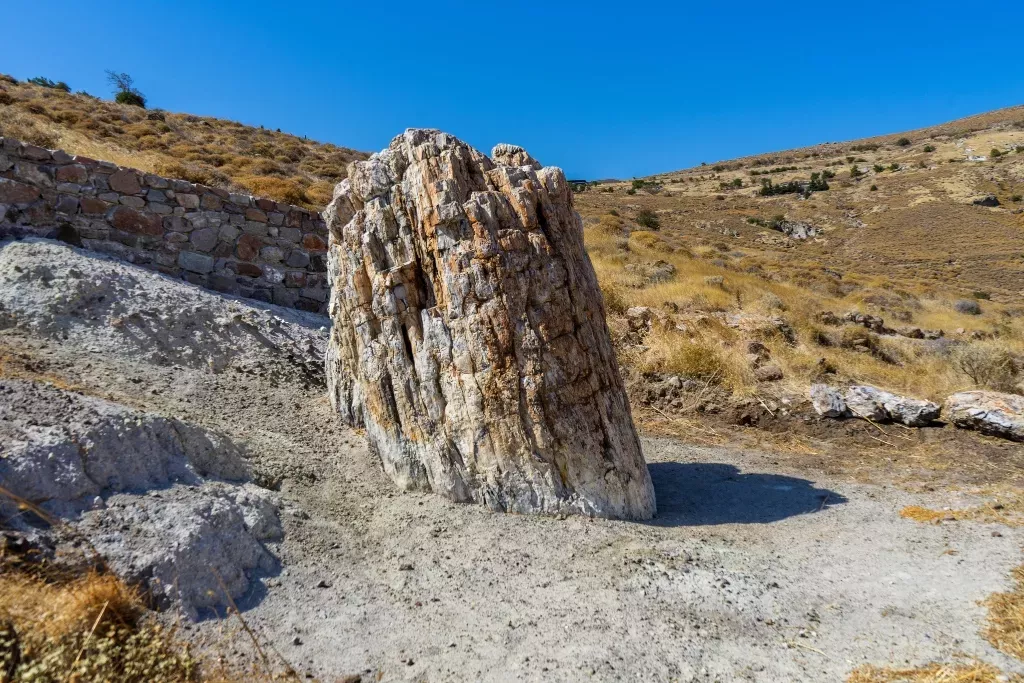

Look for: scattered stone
[325,129,655,520]
[972,194,1000,207]
[944,391,1024,442]
[754,364,784,382]
[625,259,676,284]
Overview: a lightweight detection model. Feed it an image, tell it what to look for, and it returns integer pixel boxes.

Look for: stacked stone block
[0,136,330,313]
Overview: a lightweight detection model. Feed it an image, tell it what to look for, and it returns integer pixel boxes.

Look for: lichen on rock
[324,129,655,519]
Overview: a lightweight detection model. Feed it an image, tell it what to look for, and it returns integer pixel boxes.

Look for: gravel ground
[2,238,1022,681]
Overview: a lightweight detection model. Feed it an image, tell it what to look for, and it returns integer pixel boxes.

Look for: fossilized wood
[324,129,655,519]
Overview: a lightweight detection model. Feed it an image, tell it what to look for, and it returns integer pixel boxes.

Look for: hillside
[0,73,368,209]
[573,106,1024,411]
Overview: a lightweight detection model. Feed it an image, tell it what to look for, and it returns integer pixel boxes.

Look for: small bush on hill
[954,299,982,315]
[923,144,936,152]
[952,344,1019,392]
[896,137,911,146]
[635,209,660,230]
[107,70,146,108]
[27,76,70,92]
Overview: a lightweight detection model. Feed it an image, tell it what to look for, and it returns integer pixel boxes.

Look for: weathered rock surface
[0,239,327,382]
[324,129,655,519]
[774,220,820,240]
[944,390,1024,442]
[810,384,847,418]
[0,378,281,619]
[809,384,940,426]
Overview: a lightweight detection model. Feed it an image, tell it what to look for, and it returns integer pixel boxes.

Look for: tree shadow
[646,462,847,526]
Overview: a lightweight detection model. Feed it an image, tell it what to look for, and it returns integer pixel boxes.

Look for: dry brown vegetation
[984,564,1024,661]
[0,74,367,209]
[0,554,199,681]
[847,660,1021,682]
[579,106,1024,402]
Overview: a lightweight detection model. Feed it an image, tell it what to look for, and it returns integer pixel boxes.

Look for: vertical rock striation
[324,129,655,519]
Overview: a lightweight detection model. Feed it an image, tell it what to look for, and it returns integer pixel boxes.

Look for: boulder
[775,220,820,239]
[845,385,940,426]
[810,384,847,418]
[972,194,1000,207]
[809,384,940,426]
[944,391,1024,442]
[324,129,655,519]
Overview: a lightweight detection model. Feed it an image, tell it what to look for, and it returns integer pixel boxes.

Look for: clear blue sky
[4,1,1022,179]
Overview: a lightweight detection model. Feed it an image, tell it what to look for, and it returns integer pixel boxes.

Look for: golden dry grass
[0,75,367,209]
[900,500,1024,527]
[847,660,1021,682]
[984,565,1024,661]
[0,567,199,682]
[586,213,1024,400]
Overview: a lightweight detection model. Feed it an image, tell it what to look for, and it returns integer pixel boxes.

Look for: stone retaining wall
[0,136,330,313]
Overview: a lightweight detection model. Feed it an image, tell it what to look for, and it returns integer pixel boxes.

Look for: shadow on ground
[647,462,847,526]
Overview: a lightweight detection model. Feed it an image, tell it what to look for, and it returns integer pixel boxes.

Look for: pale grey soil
[2,239,1023,682]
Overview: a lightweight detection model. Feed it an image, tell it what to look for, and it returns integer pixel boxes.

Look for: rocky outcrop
[0,378,280,619]
[809,384,940,426]
[324,129,655,520]
[945,391,1024,442]
[774,220,819,239]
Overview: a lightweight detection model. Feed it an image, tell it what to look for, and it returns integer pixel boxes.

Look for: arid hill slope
[0,74,368,209]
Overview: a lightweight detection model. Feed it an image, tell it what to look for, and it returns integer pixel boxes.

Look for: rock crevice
[325,129,655,519]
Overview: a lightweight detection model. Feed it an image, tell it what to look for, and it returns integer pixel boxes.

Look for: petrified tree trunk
[324,129,655,519]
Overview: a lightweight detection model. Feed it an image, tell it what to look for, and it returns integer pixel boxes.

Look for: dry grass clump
[0,75,367,209]
[951,343,1022,393]
[899,494,1024,526]
[983,564,1024,660]
[0,568,199,682]
[847,660,1019,682]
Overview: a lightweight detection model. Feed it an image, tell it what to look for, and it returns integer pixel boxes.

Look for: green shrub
[631,179,644,190]
[896,137,911,146]
[873,164,885,173]
[991,148,1002,158]
[889,163,900,171]
[625,188,636,195]
[27,76,70,92]
[635,209,660,230]
[923,144,935,152]
[870,184,878,191]
[850,165,863,178]
[107,70,146,108]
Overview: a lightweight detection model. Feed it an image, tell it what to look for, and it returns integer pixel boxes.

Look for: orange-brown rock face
[324,130,655,519]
